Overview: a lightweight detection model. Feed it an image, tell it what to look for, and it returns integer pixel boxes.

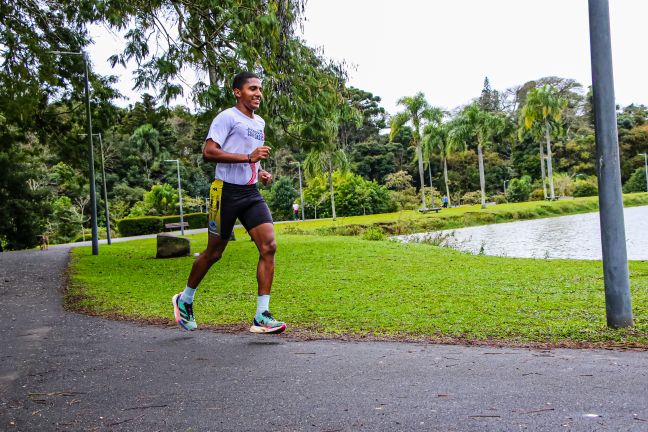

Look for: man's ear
[233,88,242,98]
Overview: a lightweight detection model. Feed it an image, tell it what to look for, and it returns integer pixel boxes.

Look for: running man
[172,71,286,334]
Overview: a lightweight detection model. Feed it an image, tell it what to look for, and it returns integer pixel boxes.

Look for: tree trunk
[443,156,451,206]
[202,28,218,86]
[416,142,427,209]
[477,144,486,209]
[545,123,556,200]
[328,159,336,220]
[539,141,547,199]
[427,162,434,207]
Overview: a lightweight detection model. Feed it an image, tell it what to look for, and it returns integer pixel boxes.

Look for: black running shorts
[208,179,273,238]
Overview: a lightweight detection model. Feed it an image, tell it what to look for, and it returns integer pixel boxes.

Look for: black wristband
[247,153,251,163]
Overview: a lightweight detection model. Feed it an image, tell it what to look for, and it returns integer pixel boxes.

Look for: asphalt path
[1,247,647,431]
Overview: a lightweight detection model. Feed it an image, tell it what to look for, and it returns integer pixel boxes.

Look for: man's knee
[203,247,224,264]
[259,239,277,258]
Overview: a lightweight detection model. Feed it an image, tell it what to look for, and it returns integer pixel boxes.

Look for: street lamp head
[49,50,82,56]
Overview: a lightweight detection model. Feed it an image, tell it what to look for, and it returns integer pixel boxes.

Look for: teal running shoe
[172,293,197,331]
[250,310,287,334]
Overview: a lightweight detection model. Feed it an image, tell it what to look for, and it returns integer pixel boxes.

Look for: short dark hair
[233,71,260,90]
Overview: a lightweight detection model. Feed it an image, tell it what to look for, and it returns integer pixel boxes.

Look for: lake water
[396,205,648,260]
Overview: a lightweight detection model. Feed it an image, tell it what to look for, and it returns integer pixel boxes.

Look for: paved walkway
[1,247,647,431]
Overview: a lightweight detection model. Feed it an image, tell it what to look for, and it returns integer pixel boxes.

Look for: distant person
[442,195,449,208]
[292,202,299,220]
[171,71,286,334]
[40,234,49,251]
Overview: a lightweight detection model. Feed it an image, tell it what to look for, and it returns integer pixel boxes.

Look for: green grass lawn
[68,231,648,347]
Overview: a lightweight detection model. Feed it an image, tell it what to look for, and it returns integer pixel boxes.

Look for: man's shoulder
[214,107,237,120]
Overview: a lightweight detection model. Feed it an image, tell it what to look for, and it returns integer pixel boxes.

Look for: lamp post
[51,50,98,255]
[503,180,509,194]
[290,161,305,221]
[80,133,112,244]
[165,159,185,235]
[640,153,648,192]
[588,0,633,328]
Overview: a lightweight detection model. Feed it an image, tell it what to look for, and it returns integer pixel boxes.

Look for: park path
[1,247,647,431]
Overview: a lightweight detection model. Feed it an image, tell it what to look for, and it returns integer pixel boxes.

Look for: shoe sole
[249,323,287,334]
[171,293,193,331]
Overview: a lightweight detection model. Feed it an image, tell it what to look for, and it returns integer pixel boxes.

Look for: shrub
[623,167,647,193]
[460,191,482,205]
[552,173,575,197]
[505,176,533,203]
[362,226,386,241]
[117,217,164,237]
[281,225,309,235]
[389,187,419,210]
[574,177,598,197]
[529,188,545,201]
[490,193,507,204]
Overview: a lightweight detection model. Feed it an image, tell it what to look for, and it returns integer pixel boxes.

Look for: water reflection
[396,205,648,260]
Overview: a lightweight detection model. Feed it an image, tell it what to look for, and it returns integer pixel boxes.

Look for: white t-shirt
[205,107,265,185]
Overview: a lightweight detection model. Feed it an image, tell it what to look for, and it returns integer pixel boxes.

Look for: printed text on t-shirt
[247,128,264,141]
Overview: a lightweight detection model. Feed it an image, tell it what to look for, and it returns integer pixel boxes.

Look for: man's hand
[249,146,271,162]
[259,170,273,185]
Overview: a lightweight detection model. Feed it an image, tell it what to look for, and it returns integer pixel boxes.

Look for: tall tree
[0,0,117,249]
[129,124,162,183]
[338,87,387,149]
[449,103,505,208]
[104,0,348,150]
[520,85,568,200]
[303,148,349,220]
[479,76,500,113]
[423,121,453,206]
[390,92,442,209]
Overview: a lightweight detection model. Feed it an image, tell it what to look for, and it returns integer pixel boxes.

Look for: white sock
[256,295,270,316]
[180,286,196,304]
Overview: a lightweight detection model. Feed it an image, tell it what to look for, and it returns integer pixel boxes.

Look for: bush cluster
[117,212,207,237]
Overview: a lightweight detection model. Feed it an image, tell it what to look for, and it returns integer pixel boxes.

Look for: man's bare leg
[172,234,228,331]
[187,234,229,289]
[248,222,276,295]
[248,223,285,333]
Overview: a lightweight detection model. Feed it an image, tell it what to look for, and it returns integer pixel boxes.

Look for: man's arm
[203,138,271,163]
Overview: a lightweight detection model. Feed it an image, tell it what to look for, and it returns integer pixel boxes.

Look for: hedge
[116,217,165,237]
[116,213,208,237]
[161,213,208,229]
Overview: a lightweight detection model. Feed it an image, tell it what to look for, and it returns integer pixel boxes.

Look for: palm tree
[303,148,349,220]
[390,92,442,210]
[129,124,161,183]
[449,103,505,209]
[520,85,568,200]
[423,121,453,207]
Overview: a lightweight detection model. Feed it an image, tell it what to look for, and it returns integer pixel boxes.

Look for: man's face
[234,78,262,111]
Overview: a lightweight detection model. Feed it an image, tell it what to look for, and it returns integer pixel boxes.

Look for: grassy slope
[68,232,648,346]
[274,193,648,236]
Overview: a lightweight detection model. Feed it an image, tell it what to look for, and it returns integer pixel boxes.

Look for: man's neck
[235,102,254,118]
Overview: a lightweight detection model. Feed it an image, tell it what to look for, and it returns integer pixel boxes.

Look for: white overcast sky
[89,0,648,115]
